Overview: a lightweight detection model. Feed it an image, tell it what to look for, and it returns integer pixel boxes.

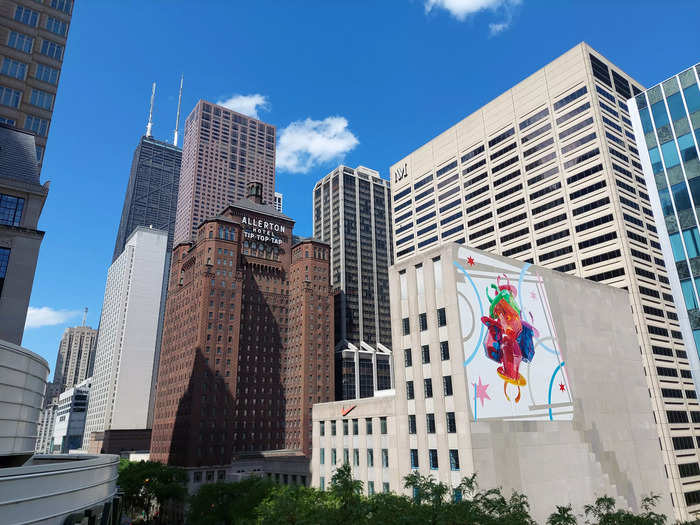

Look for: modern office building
[113,135,182,261]
[82,227,168,452]
[0,124,47,345]
[0,0,73,170]
[628,65,700,369]
[285,238,334,456]
[51,323,97,396]
[275,191,283,213]
[34,399,55,453]
[387,42,700,519]
[312,165,393,400]
[151,185,295,466]
[52,378,90,453]
[173,100,276,245]
[312,244,672,523]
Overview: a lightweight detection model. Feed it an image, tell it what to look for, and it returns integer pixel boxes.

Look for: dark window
[488,127,515,148]
[564,148,600,170]
[419,313,428,331]
[578,231,617,250]
[429,449,438,469]
[572,196,610,216]
[0,247,9,297]
[527,166,559,186]
[519,108,549,130]
[673,436,695,450]
[446,412,457,433]
[440,341,450,360]
[437,308,447,327]
[581,249,620,267]
[0,194,24,226]
[559,116,594,140]
[406,381,414,400]
[586,267,625,282]
[680,463,700,478]
[404,349,412,367]
[554,86,588,111]
[539,245,573,262]
[569,180,606,201]
[460,144,485,164]
[556,102,591,126]
[566,163,603,185]
[574,213,613,233]
[667,410,689,423]
[426,414,436,433]
[436,160,458,178]
[424,378,433,398]
[402,318,410,335]
[523,137,554,158]
[499,212,527,229]
[525,151,557,172]
[450,450,460,471]
[503,242,532,257]
[408,415,416,434]
[590,54,611,87]
[662,388,683,399]
[529,182,561,201]
[536,229,569,247]
[422,345,430,364]
[521,123,551,144]
[443,375,453,396]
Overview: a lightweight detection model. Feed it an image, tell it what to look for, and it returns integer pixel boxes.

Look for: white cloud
[276,116,359,174]
[25,306,80,329]
[215,94,270,119]
[424,0,521,34]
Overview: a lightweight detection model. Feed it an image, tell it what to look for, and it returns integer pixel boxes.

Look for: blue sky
[23,0,700,375]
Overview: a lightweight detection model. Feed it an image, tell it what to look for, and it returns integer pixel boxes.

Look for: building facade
[173,100,276,245]
[285,238,334,456]
[312,244,672,523]
[312,165,393,400]
[0,0,73,169]
[51,324,97,396]
[628,65,700,373]
[113,135,182,261]
[275,191,283,213]
[0,124,47,345]
[151,190,294,467]
[82,227,168,450]
[52,378,90,453]
[387,42,699,519]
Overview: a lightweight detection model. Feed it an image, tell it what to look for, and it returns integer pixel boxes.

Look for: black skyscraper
[113,136,182,261]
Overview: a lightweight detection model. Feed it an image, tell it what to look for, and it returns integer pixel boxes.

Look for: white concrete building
[312,244,671,523]
[275,191,283,213]
[53,378,91,453]
[82,227,168,450]
[34,401,56,454]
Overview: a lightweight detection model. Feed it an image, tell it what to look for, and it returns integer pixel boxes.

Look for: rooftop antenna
[173,75,183,147]
[81,307,88,326]
[146,82,156,137]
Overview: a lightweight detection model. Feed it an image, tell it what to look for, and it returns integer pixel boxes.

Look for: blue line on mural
[547,361,566,421]
[534,338,558,355]
[517,262,531,315]
[454,261,485,366]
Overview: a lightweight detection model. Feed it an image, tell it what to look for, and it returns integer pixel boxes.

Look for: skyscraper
[173,100,276,245]
[82,227,168,452]
[312,165,393,400]
[285,238,334,456]
[628,65,700,372]
[387,42,699,520]
[52,324,97,395]
[274,191,283,213]
[0,0,73,170]
[0,124,47,345]
[112,135,182,261]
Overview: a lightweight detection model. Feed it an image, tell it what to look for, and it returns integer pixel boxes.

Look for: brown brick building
[151,186,334,466]
[285,239,334,455]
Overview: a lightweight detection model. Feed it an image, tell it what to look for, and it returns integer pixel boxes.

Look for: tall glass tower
[313,165,394,399]
[629,64,700,374]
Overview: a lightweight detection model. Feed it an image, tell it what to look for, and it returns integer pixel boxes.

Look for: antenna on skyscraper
[146,82,156,137]
[173,75,183,147]
[82,307,88,326]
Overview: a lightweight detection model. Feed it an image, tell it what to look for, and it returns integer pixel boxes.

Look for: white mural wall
[455,247,573,421]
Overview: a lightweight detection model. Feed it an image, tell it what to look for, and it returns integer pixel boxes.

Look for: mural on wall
[454,247,573,421]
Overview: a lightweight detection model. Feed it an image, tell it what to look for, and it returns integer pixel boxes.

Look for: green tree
[117,460,187,524]
[328,462,366,523]
[547,504,577,525]
[187,477,275,525]
[403,471,449,524]
[583,494,667,525]
[256,484,330,524]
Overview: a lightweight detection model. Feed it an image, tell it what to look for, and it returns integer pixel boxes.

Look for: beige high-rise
[389,42,699,520]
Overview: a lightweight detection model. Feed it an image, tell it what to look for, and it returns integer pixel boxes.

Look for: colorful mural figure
[481,275,536,403]
[455,247,573,421]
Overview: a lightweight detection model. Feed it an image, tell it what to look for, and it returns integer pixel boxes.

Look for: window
[437,308,447,326]
[422,345,430,364]
[25,116,49,137]
[426,413,436,433]
[352,419,358,435]
[343,420,348,435]
[368,481,375,495]
[8,31,33,53]
[1,58,27,80]
[382,449,389,468]
[40,39,64,60]
[331,420,336,436]
[320,448,325,465]
[402,317,410,335]
[320,477,325,490]
[667,411,689,424]
[46,16,68,36]
[680,463,700,478]
[419,312,428,331]
[404,348,412,367]
[443,376,453,396]
[410,449,419,469]
[380,417,387,434]
[367,449,374,467]
[36,63,59,85]
[330,448,337,465]
[50,0,73,14]
[383,482,390,493]
[353,448,359,466]
[429,449,438,470]
[406,381,414,400]
[447,412,457,433]
[408,414,416,434]
[0,248,9,296]
[15,5,39,26]
[320,421,325,436]
[449,450,460,471]
[343,448,349,464]
[554,86,587,111]
[424,378,433,398]
[0,194,24,226]
[30,88,54,110]
[440,341,450,360]
[366,418,373,434]
[0,86,22,108]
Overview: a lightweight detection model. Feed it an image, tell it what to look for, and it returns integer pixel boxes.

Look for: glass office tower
[629,64,700,359]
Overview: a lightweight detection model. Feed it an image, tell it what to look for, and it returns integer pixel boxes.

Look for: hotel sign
[394,162,408,183]
[242,216,286,245]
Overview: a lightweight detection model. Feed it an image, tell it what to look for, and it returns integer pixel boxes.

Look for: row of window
[319,416,387,436]
[319,447,389,468]
[402,308,447,335]
[2,57,60,85]
[0,84,54,110]
[8,31,64,60]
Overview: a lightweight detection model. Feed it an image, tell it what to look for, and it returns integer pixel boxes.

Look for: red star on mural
[466,256,475,266]
[559,383,566,392]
